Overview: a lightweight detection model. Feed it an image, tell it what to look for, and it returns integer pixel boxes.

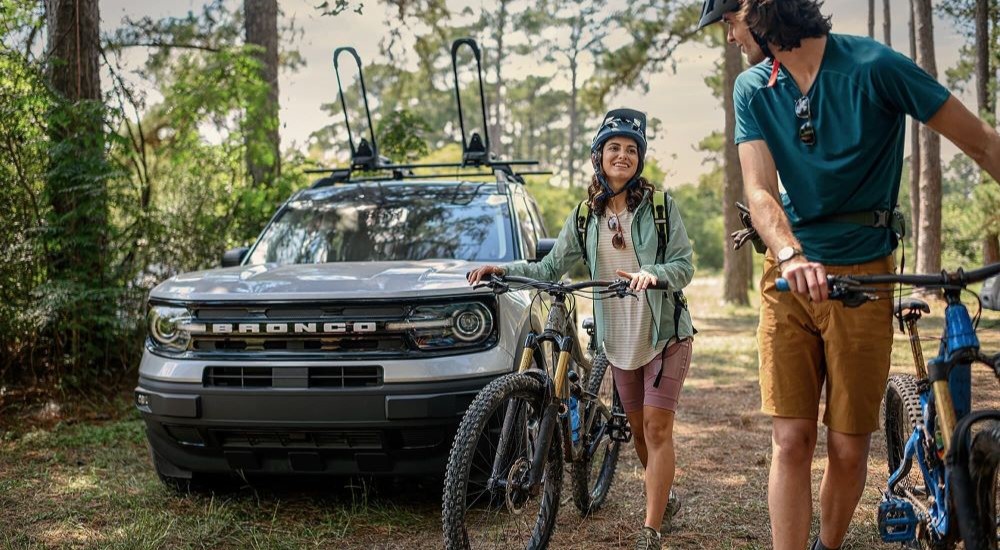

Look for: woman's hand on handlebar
[467,265,505,285]
[779,257,829,302]
[616,269,658,292]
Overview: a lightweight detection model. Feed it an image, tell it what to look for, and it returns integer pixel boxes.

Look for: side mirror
[221,247,250,267]
[984,275,1000,311]
[534,238,557,261]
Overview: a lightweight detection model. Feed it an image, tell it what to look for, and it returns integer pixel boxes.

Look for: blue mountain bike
[779,262,1000,549]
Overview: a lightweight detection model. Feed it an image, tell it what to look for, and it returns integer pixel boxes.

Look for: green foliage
[0,0,309,390]
[940,155,1000,267]
[378,109,431,163]
[0,29,53,379]
[671,174,724,272]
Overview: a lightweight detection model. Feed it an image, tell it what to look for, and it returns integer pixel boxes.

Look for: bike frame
[498,289,615,493]
[890,288,980,542]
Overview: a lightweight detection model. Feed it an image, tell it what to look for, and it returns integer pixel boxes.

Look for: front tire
[968,421,1000,550]
[442,373,563,550]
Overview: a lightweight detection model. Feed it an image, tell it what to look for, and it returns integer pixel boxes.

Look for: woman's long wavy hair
[587,149,655,218]
[739,0,832,52]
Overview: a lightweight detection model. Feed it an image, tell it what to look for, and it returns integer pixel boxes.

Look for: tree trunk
[882,0,891,46]
[908,0,920,266]
[974,0,999,264]
[487,0,509,158]
[722,41,751,305]
[244,0,280,187]
[45,0,110,370]
[569,58,579,187]
[914,0,942,275]
[868,0,876,38]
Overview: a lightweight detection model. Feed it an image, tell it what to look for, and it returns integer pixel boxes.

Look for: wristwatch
[776,246,803,266]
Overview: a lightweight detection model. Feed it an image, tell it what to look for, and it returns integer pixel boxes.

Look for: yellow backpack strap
[575,200,591,266]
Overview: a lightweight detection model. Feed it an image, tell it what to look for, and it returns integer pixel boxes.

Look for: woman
[467,108,695,550]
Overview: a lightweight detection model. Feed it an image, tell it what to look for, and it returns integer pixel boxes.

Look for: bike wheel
[571,351,621,516]
[884,374,954,549]
[442,373,563,550]
[968,421,1000,550]
[885,374,926,497]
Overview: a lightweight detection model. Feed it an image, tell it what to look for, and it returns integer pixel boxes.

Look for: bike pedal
[608,411,632,443]
[877,497,919,543]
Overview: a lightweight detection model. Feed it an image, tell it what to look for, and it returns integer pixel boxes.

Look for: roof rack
[310,39,550,189]
[332,47,384,172]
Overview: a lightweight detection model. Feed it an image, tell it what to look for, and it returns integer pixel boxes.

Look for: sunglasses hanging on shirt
[607,214,626,250]
[795,95,817,146]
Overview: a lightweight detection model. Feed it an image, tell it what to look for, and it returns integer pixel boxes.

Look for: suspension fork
[929,361,958,454]
[492,334,540,480]
[553,335,574,400]
[526,337,576,486]
[904,314,960,453]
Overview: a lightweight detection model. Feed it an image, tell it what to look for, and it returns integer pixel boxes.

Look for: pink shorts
[610,339,693,413]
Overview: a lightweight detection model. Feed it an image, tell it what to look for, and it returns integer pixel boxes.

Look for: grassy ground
[1,275,998,549]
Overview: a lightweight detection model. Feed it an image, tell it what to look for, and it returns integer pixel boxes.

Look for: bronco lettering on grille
[207,322,379,335]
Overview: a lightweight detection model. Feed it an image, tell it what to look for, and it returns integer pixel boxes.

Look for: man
[697,1,1000,549]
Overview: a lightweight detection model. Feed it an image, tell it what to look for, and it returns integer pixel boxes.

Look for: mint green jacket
[503,191,695,351]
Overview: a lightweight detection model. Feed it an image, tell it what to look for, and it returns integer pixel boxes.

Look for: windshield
[246,185,515,265]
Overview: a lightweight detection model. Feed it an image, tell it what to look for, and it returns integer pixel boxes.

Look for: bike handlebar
[472,274,670,297]
[498,274,670,291]
[775,262,1000,295]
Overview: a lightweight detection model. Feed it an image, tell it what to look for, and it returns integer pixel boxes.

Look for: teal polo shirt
[734,33,950,265]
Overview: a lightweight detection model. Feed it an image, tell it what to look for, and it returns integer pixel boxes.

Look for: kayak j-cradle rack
[309,38,549,188]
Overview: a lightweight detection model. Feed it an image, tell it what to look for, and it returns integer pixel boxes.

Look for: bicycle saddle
[894,298,931,317]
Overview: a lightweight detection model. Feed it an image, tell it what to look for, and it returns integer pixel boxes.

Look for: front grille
[192,336,408,353]
[213,429,383,449]
[203,366,383,388]
[168,298,498,358]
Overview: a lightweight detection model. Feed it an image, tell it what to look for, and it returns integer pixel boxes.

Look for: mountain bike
[441,274,659,549]
[777,262,1000,549]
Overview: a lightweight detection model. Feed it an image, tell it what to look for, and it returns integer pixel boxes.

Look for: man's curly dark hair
[739,0,832,52]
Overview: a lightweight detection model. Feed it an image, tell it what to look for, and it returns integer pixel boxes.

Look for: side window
[512,193,538,260]
[526,197,548,238]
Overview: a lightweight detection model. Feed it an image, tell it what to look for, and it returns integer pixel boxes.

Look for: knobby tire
[442,373,563,550]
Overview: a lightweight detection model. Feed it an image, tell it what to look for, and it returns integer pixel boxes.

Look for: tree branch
[111,40,222,53]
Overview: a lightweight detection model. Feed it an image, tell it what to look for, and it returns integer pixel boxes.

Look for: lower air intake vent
[204,366,383,388]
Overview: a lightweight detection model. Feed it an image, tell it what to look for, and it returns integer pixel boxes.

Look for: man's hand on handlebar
[779,257,829,303]
[467,265,505,285]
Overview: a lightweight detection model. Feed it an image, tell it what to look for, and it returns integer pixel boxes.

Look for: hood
[149,260,490,302]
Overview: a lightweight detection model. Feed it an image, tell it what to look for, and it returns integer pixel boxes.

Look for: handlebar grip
[775,278,790,292]
[649,280,671,290]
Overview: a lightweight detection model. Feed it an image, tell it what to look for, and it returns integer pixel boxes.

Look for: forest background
[0,0,998,400]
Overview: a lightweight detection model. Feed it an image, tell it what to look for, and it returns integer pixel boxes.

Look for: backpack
[573,192,693,385]
[574,191,671,265]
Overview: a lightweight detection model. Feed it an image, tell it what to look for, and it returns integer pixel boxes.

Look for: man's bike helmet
[697,0,741,30]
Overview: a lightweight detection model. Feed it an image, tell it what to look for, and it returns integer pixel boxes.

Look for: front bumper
[137,374,499,476]
[135,298,524,477]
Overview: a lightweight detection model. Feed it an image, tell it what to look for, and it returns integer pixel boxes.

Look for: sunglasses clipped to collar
[794,95,817,146]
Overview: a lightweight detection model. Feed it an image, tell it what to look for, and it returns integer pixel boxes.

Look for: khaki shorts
[758,254,895,434]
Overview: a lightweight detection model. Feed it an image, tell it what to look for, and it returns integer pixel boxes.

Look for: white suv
[137,176,556,488]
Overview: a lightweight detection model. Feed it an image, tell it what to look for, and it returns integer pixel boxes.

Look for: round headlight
[452,304,491,342]
[148,306,192,350]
